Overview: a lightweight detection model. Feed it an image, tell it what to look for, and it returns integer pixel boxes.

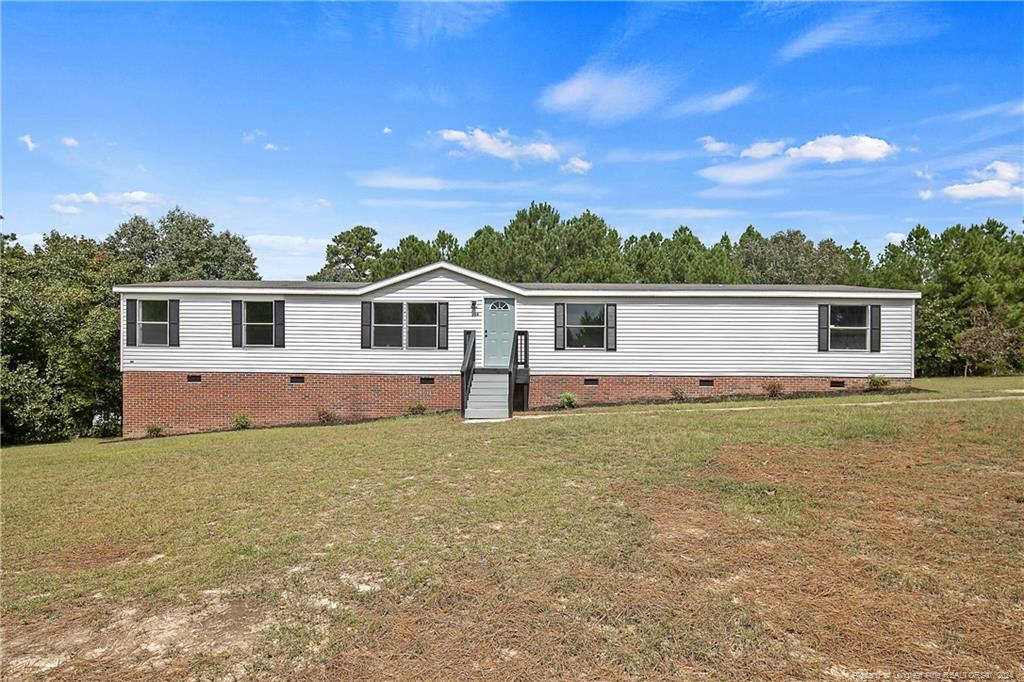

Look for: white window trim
[243,300,276,348]
[371,301,405,349]
[565,302,607,350]
[407,302,439,350]
[828,304,869,352]
[138,299,170,347]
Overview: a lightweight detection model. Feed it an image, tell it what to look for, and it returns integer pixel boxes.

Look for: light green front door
[483,298,515,366]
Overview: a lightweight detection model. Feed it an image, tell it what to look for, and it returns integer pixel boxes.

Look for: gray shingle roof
[514,282,915,293]
[117,279,364,290]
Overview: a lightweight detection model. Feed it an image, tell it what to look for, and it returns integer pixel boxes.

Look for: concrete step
[465,408,509,419]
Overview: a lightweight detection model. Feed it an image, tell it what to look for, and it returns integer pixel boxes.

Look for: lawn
[2,376,1023,679]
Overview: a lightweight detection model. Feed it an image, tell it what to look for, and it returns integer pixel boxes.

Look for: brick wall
[528,374,911,409]
[122,372,460,438]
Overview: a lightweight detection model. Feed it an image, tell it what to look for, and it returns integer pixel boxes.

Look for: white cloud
[785,135,897,163]
[604,206,739,221]
[243,129,266,144]
[316,198,332,208]
[914,169,934,181]
[918,189,935,200]
[396,2,504,47]
[61,137,80,148]
[106,191,164,214]
[14,232,46,250]
[741,140,786,159]
[560,156,592,175]
[886,232,906,244]
[263,143,280,151]
[697,157,795,185]
[381,126,393,135]
[697,186,787,199]
[361,197,519,210]
[245,234,330,257]
[671,84,755,116]
[778,7,940,62]
[538,66,670,124]
[49,204,82,215]
[438,128,559,163]
[137,164,149,173]
[698,136,736,155]
[939,162,1023,200]
[353,171,530,191]
[18,134,37,151]
[55,191,100,203]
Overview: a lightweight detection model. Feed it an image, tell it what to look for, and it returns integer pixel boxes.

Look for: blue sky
[4,2,1023,279]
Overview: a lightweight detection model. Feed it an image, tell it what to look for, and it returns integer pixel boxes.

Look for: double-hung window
[139,300,169,345]
[407,303,438,348]
[372,302,404,348]
[244,301,275,346]
[828,304,869,350]
[565,303,606,349]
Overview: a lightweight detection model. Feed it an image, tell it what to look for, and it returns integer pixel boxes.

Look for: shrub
[0,359,77,445]
[407,403,427,415]
[867,374,891,391]
[670,386,688,401]
[232,414,252,430]
[761,380,784,398]
[317,408,339,425]
[558,392,579,409]
[145,424,164,438]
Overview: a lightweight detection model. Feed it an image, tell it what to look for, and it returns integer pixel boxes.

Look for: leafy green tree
[501,202,562,282]
[102,215,160,269]
[549,211,631,283]
[698,234,747,284]
[456,225,505,278]
[156,207,258,280]
[308,225,382,282]
[664,226,709,283]
[371,235,441,280]
[624,232,672,283]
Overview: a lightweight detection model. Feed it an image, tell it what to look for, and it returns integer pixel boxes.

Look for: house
[114,261,921,437]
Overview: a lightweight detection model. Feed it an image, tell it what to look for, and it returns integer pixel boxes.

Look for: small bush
[145,424,164,438]
[232,414,252,430]
[317,408,339,425]
[867,374,891,391]
[670,386,688,402]
[558,392,579,409]
[407,403,427,415]
[761,380,784,398]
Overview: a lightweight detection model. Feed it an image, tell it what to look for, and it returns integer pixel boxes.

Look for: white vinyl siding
[120,271,916,378]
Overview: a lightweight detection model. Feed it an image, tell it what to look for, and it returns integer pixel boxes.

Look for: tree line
[2,202,1021,444]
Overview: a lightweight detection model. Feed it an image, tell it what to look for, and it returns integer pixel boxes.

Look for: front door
[483,298,515,366]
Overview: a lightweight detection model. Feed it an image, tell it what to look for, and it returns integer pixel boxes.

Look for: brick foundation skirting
[123,371,911,438]
[122,371,461,438]
[527,374,911,409]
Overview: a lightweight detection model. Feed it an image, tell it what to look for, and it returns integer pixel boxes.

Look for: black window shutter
[606,303,617,351]
[168,299,180,347]
[818,304,829,352]
[870,304,881,353]
[125,298,137,346]
[554,303,565,350]
[437,302,449,350]
[231,300,243,347]
[274,300,285,347]
[360,301,372,349]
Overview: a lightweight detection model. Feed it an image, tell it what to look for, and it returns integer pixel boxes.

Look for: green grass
[2,375,1022,678]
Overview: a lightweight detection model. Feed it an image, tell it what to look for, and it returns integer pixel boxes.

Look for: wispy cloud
[361,197,519,210]
[697,186,786,199]
[785,135,897,163]
[395,3,504,47]
[61,137,80,148]
[353,171,531,191]
[52,190,164,215]
[741,140,787,159]
[671,84,755,116]
[938,161,1023,200]
[603,147,695,163]
[242,129,266,144]
[560,156,593,175]
[779,7,942,62]
[18,134,37,151]
[697,158,796,185]
[603,206,740,221]
[381,126,393,135]
[263,143,281,152]
[246,234,330,257]
[438,128,559,164]
[538,65,671,124]
[316,198,332,208]
[698,136,736,155]
[886,232,906,244]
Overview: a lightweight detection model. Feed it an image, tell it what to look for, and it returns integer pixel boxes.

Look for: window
[244,301,274,346]
[489,300,510,311]
[407,302,438,348]
[139,300,169,345]
[829,304,868,350]
[373,302,403,348]
[566,303,606,349]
